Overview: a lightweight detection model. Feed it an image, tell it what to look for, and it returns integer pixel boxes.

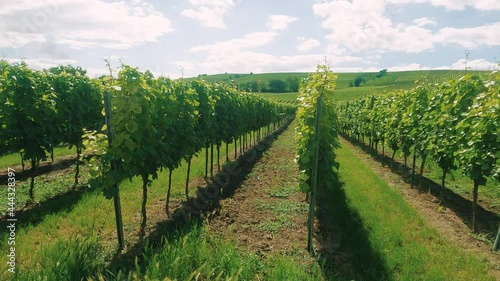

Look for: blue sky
[0,0,499,78]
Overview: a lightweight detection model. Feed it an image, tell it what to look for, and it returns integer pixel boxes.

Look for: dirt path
[340,138,500,277]
[105,120,308,272]
[206,121,312,260]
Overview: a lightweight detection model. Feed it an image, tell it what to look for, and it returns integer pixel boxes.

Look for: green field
[191,70,489,102]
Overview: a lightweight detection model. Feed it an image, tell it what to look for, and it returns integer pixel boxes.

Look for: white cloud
[387,0,500,11]
[267,15,298,31]
[3,56,138,78]
[0,32,46,48]
[181,0,234,29]
[173,52,362,77]
[190,31,278,54]
[449,58,499,70]
[413,17,437,27]
[182,12,360,77]
[313,1,499,55]
[387,63,428,71]
[4,57,78,70]
[85,67,109,78]
[4,55,131,78]
[313,0,435,54]
[386,59,498,72]
[0,0,173,50]
[435,22,500,49]
[332,66,380,72]
[297,39,320,52]
[188,14,300,54]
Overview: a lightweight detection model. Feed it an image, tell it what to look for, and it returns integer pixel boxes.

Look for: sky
[0,0,499,78]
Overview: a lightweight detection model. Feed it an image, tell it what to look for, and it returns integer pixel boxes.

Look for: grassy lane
[329,139,496,280]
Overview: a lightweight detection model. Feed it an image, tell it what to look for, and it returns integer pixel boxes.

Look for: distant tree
[286,77,300,92]
[238,81,260,92]
[353,76,365,87]
[256,80,267,92]
[248,81,259,92]
[268,79,287,93]
[376,69,388,78]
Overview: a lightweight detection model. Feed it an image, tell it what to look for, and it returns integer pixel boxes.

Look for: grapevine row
[337,72,499,232]
[0,61,294,240]
[295,65,340,253]
[0,62,102,198]
[92,65,294,236]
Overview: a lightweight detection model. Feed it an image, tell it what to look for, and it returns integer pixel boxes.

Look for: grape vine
[337,72,499,232]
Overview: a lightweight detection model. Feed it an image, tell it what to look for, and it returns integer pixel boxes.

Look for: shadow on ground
[341,134,499,240]
[315,174,391,281]
[0,157,77,182]
[0,184,97,236]
[106,118,294,275]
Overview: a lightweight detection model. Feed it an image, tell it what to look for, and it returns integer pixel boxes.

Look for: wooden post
[104,91,125,251]
[307,96,322,254]
[493,224,500,251]
[411,153,417,188]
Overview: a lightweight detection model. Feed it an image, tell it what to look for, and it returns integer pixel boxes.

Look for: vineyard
[0,61,499,280]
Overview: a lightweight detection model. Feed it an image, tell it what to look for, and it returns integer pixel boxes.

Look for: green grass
[12,235,104,281]
[417,156,500,210]
[362,70,488,88]
[13,225,325,280]
[0,166,91,212]
[269,187,296,198]
[255,199,308,214]
[333,86,391,102]
[257,92,298,102]
[124,226,265,280]
[255,195,306,233]
[257,86,392,103]
[0,146,75,169]
[259,220,282,233]
[333,140,496,280]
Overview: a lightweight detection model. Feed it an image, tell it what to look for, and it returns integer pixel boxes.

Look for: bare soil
[204,123,315,261]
